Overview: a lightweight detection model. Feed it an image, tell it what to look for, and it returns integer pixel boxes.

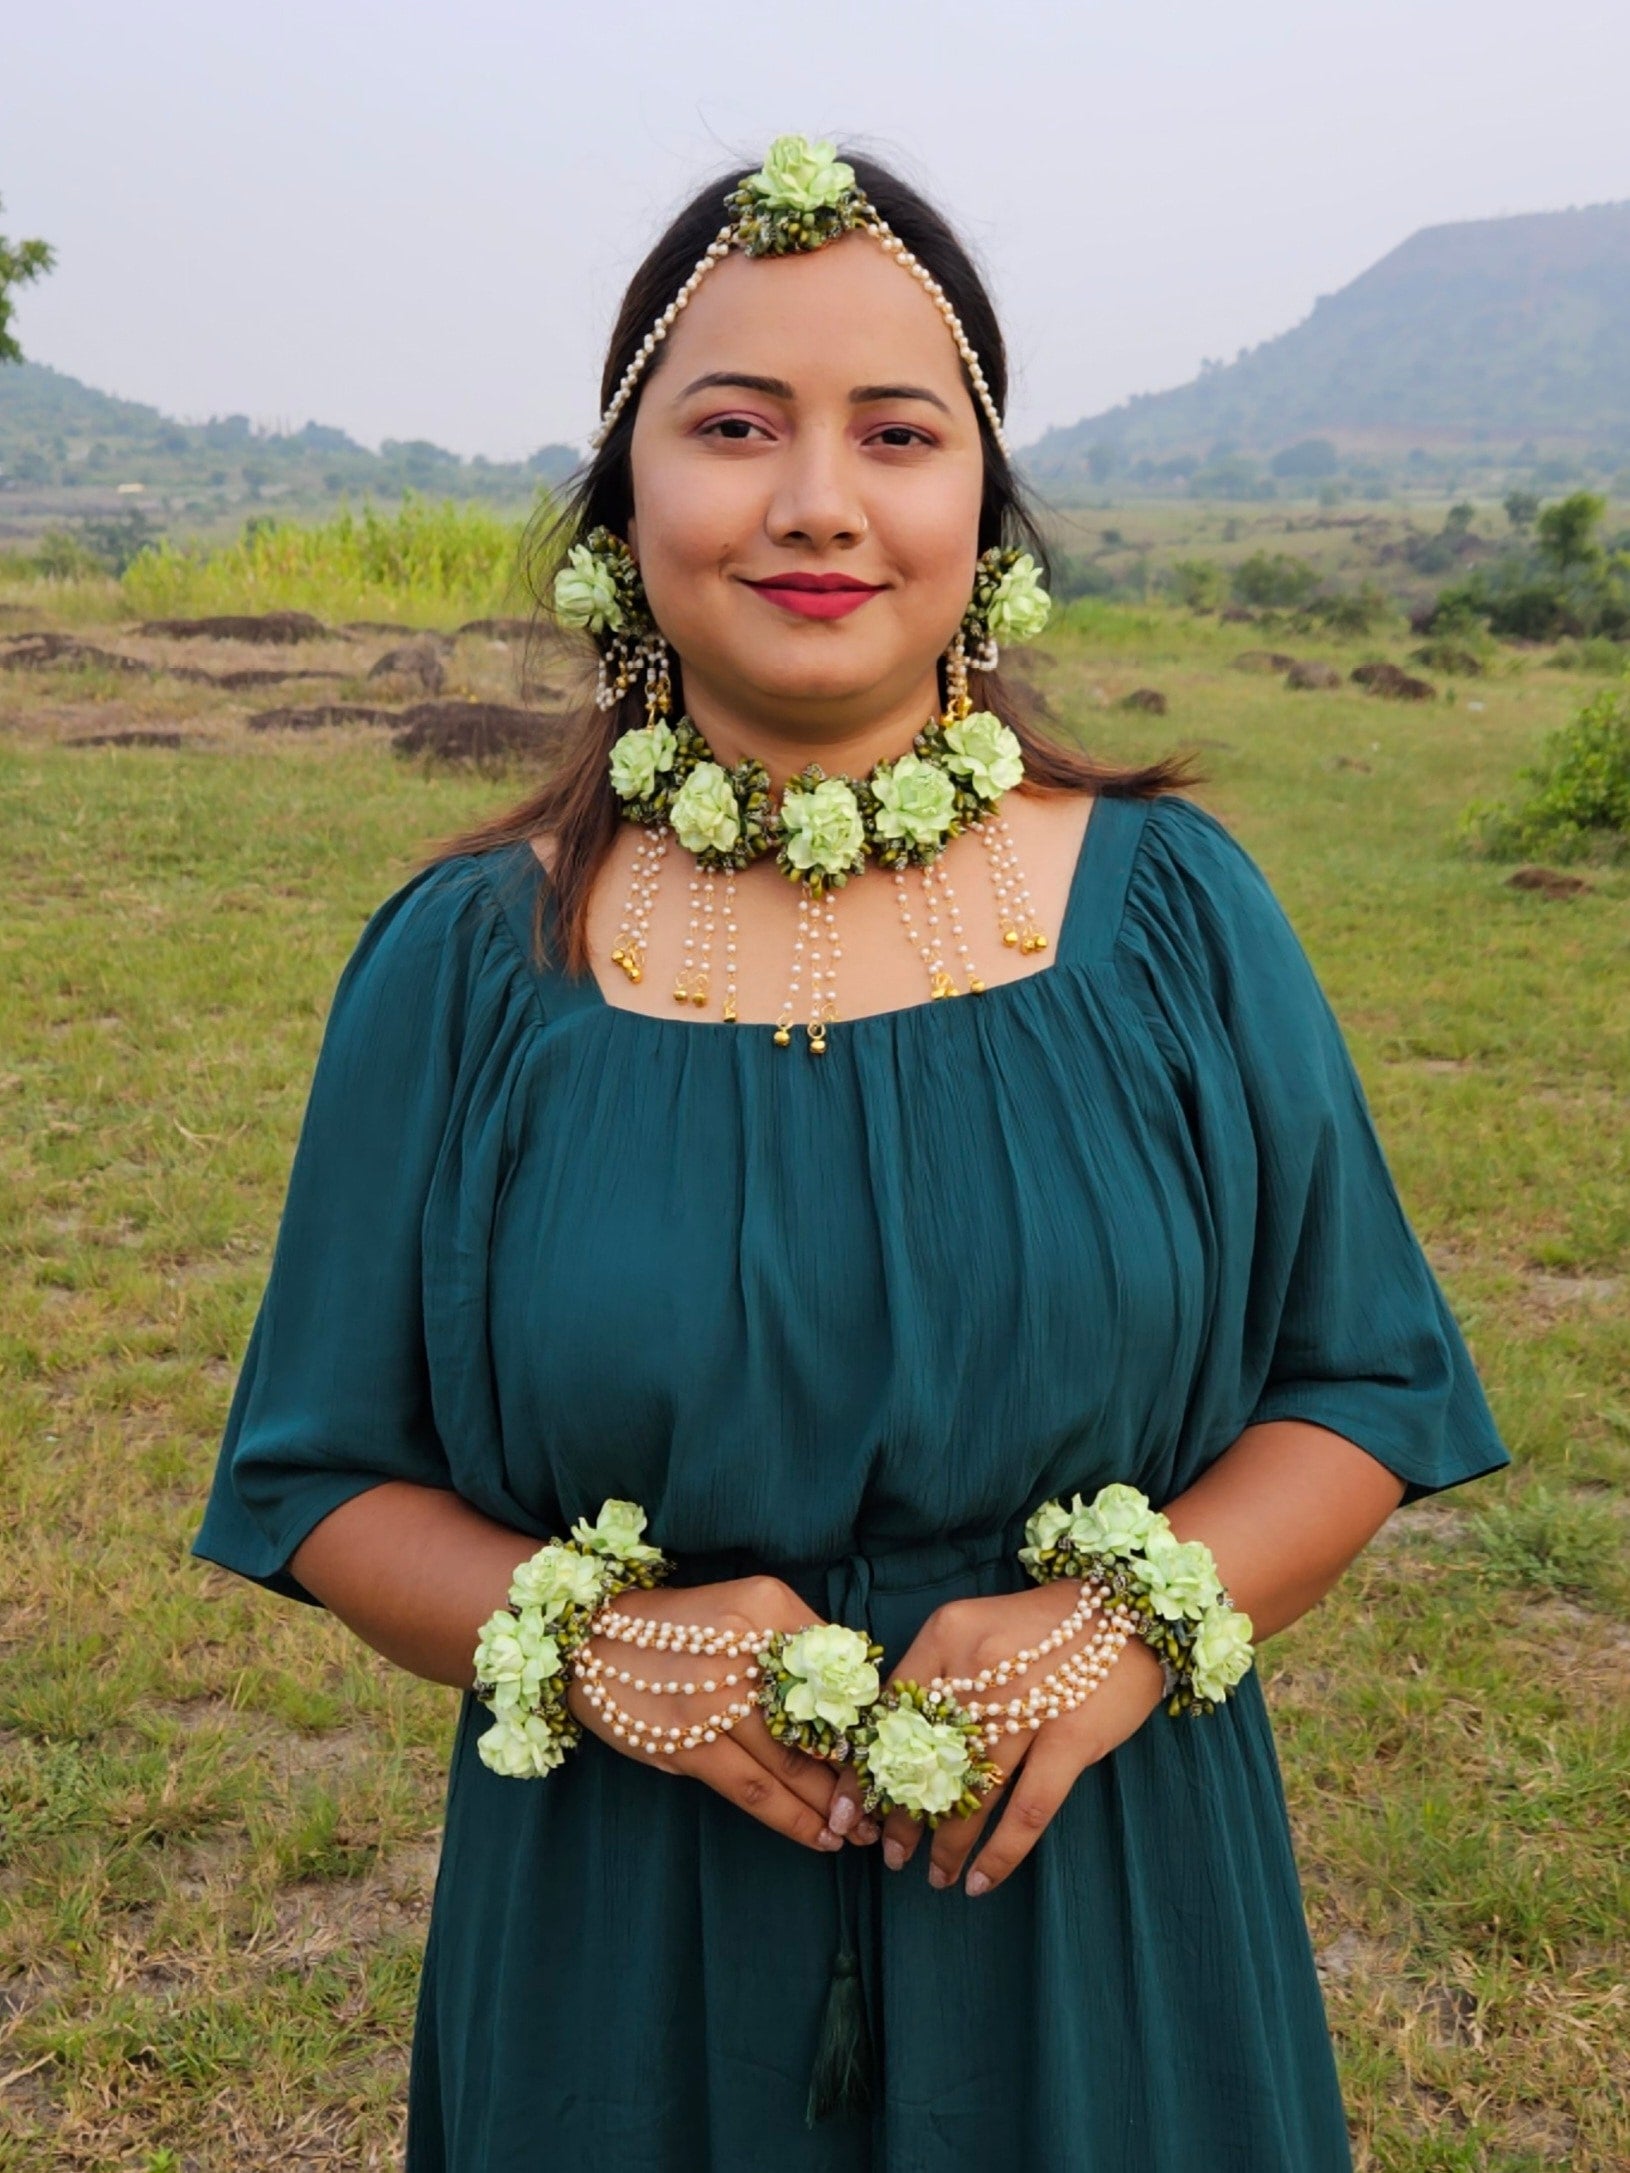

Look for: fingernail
[855,1820,879,1844]
[927,1862,950,1889]
[817,1827,844,1850]
[965,1870,991,1896]
[883,1839,905,1870]
[827,1795,857,1834]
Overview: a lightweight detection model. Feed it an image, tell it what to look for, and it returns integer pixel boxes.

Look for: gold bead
[773,1026,792,1047]
[628,966,643,984]
[1002,928,1021,948]
[673,981,690,1003]
[969,976,986,993]
[723,999,738,1022]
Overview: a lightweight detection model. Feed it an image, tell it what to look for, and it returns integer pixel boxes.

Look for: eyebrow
[676,370,953,417]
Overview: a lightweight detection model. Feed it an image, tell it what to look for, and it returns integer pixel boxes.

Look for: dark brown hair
[420,145,1200,974]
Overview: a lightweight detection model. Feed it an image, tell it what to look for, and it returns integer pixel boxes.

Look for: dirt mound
[137,610,329,643]
[1352,661,1435,700]
[367,641,446,695]
[455,616,541,642]
[211,666,347,691]
[392,701,565,763]
[1410,641,1484,677]
[1233,650,1298,673]
[1117,687,1168,714]
[70,729,186,749]
[1286,660,1342,690]
[247,703,397,732]
[343,619,443,639]
[1506,864,1593,898]
[1,633,152,673]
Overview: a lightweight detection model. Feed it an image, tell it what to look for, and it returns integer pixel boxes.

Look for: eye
[869,424,936,449]
[697,415,773,441]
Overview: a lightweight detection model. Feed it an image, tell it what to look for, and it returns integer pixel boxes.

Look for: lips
[744,571,886,620]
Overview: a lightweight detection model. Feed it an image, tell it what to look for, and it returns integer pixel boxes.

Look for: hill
[1024,199,1630,492]
[0,359,579,535]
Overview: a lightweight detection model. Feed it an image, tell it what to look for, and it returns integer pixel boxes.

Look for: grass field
[1,581,1627,2170]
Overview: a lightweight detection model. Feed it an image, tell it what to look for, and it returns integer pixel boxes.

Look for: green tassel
[804,1946,872,2126]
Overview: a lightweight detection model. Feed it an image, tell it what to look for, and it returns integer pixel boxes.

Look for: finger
[924,1736,1029,1886]
[822,1762,880,1844]
[686,1733,851,1854]
[959,1729,1085,1895]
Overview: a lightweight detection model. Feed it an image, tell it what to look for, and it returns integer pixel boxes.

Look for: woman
[194,137,1512,2170]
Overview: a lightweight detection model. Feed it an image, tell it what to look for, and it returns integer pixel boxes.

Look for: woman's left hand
[874,1583,1168,1896]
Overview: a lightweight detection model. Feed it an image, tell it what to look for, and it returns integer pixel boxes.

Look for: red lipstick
[744,571,886,620]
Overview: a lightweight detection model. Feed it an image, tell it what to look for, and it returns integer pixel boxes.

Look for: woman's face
[624,232,986,737]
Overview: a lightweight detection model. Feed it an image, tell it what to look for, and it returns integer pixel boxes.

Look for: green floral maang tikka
[587,133,1010,456]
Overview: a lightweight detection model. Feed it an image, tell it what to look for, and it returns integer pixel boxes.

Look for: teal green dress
[193,791,1511,2172]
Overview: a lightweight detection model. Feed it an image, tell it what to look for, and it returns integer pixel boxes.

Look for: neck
[676,668,944,791]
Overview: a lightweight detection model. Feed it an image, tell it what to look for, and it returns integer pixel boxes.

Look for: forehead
[646,232,972,398]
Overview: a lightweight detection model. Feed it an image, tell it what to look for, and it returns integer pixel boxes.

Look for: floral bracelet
[1018,1483,1256,1717]
[472,1498,673,1778]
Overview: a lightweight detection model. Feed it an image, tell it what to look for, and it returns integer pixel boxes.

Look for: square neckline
[502,789,1144,1039]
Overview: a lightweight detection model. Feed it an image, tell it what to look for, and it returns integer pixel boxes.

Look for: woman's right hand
[564,1575,881,1855]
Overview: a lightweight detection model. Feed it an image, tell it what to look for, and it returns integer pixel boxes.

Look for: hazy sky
[4,0,1627,460]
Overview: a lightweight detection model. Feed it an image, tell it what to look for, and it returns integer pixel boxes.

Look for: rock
[1352,660,1435,700]
[391,701,567,764]
[367,642,446,695]
[1233,649,1298,673]
[1116,687,1168,714]
[138,611,329,642]
[1505,865,1593,898]
[1286,660,1342,690]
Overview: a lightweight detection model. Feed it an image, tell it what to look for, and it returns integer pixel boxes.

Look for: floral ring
[755,1621,886,1764]
[851,1678,1006,1830]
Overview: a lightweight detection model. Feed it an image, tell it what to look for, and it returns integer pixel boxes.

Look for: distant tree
[1231,551,1320,609]
[1536,491,1607,571]
[1503,489,1541,533]
[1270,438,1339,480]
[1444,502,1476,536]
[0,192,56,363]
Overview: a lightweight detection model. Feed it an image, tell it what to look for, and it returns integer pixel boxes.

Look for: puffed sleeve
[1117,794,1511,1505]
[191,853,509,1603]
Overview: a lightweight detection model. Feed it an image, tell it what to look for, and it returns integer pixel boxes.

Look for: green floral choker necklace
[605,703,1048,1052]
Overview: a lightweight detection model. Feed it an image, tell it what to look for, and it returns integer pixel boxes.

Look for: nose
[764,426,869,551]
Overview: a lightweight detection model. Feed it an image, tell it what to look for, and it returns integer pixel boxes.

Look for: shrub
[1231,551,1319,610]
[1295,582,1393,636]
[1458,688,1630,862]
[1166,557,1227,612]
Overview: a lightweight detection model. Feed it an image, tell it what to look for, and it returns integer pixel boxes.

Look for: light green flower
[477,1711,571,1779]
[864,1704,971,1820]
[1021,1497,1074,1558]
[1131,1531,1226,1623]
[569,1497,666,1566]
[670,761,743,857]
[553,543,624,634]
[744,134,856,213]
[508,1542,607,1619]
[870,754,957,850]
[473,1606,562,1708]
[780,777,866,876]
[942,711,1025,800]
[1067,1481,1166,1560]
[986,554,1051,643]
[778,1624,882,1732]
[1189,1607,1255,1704]
[608,722,677,802]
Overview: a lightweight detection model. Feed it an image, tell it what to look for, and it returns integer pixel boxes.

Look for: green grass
[115,494,542,625]
[1,591,1627,2168]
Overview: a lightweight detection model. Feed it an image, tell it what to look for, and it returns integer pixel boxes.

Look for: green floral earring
[552,524,672,724]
